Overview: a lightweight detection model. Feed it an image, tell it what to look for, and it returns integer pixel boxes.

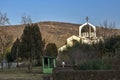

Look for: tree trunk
[1,47,4,70]
[16,46,19,68]
[1,61,3,70]
[17,61,19,68]
[8,62,11,69]
[28,53,32,72]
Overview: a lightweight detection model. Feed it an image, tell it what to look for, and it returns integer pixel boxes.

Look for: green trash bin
[42,56,56,73]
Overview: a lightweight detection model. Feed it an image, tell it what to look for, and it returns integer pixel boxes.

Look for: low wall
[53,67,120,80]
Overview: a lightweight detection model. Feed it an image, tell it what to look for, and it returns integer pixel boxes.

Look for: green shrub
[74,59,111,70]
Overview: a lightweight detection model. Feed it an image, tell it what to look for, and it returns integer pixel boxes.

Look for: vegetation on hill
[0,21,119,71]
[1,23,58,73]
[11,24,45,72]
[58,35,120,70]
[0,33,13,70]
[0,21,119,48]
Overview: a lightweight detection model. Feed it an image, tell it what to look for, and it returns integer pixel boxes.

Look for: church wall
[58,22,102,52]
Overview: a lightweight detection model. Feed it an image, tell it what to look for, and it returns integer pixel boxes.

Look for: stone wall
[53,67,120,80]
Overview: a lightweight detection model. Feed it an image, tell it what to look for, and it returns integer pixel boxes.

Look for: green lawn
[0,67,44,80]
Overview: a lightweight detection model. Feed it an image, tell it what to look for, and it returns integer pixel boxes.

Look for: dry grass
[0,67,44,80]
[0,21,120,48]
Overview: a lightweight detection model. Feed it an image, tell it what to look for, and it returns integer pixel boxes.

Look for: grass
[0,66,44,80]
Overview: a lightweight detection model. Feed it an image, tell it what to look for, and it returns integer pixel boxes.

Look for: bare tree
[0,33,13,70]
[109,21,116,29]
[21,14,32,24]
[99,20,116,38]
[0,11,10,25]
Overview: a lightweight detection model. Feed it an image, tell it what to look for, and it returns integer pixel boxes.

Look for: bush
[74,59,111,70]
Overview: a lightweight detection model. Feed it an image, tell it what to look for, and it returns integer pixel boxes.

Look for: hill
[0,21,120,48]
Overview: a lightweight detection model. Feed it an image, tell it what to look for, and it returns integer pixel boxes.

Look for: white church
[58,17,102,52]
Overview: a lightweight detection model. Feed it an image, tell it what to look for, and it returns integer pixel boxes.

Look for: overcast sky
[0,0,120,28]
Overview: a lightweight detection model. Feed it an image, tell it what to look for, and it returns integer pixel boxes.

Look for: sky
[0,0,120,28]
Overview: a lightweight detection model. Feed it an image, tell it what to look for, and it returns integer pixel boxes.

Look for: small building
[42,56,56,73]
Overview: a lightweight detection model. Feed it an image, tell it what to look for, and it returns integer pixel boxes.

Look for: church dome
[79,22,96,38]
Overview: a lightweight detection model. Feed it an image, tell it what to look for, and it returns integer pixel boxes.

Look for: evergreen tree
[104,35,120,57]
[11,38,20,61]
[11,38,20,67]
[6,52,14,68]
[45,43,58,58]
[20,24,44,72]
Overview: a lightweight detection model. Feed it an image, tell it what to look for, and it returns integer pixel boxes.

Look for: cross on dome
[85,16,89,22]
[79,17,96,38]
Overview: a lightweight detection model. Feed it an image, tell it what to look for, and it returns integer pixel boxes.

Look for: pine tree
[20,24,45,72]
[11,38,20,67]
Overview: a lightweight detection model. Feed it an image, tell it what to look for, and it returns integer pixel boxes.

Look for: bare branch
[21,14,32,24]
[0,12,10,25]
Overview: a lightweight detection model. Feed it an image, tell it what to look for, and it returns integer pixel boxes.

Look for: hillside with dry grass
[0,21,120,48]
